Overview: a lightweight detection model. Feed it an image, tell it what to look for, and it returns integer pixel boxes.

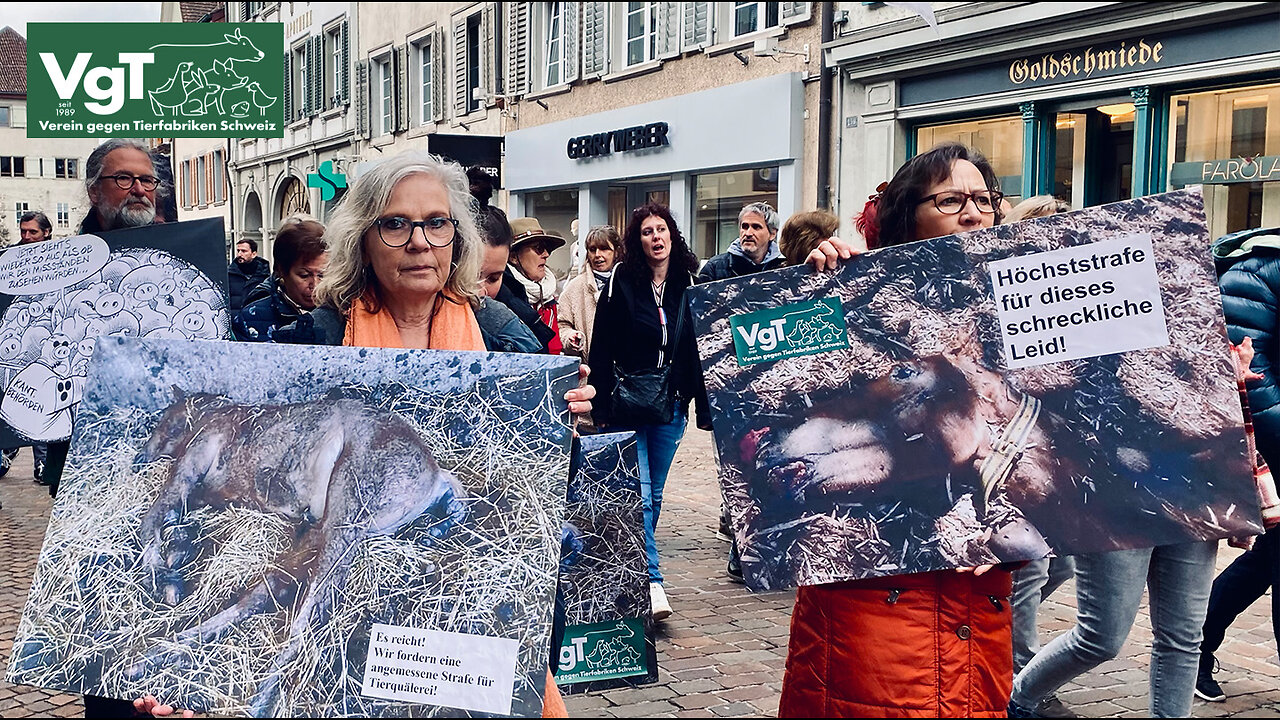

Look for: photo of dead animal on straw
[6,336,580,717]
[688,188,1263,591]
[557,431,656,693]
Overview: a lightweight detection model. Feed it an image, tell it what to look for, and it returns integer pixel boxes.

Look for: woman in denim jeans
[589,202,707,622]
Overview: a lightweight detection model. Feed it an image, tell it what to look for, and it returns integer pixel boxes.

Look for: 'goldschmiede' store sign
[1008,38,1164,85]
[26,23,284,138]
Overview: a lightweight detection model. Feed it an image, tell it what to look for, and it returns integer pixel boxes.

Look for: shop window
[733,2,780,37]
[1168,83,1280,239]
[916,116,1023,202]
[693,167,779,260]
[523,189,578,278]
[1053,113,1087,209]
[625,2,657,67]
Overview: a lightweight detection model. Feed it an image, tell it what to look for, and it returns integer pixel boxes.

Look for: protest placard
[6,337,578,717]
[687,188,1262,590]
[555,432,657,693]
[0,218,229,447]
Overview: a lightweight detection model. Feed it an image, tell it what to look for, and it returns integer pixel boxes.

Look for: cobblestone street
[2,434,1279,718]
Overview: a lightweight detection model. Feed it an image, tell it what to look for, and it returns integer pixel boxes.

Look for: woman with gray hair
[697,201,785,282]
[275,151,484,348]
[274,152,584,715]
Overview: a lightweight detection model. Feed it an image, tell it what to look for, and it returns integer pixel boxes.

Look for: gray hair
[739,201,780,233]
[84,138,157,195]
[314,151,482,315]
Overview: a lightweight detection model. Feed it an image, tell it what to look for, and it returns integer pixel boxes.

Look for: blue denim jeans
[618,407,687,584]
[1011,541,1217,717]
[1012,555,1077,674]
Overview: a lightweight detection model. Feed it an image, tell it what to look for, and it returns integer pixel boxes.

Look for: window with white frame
[733,2,781,37]
[14,202,28,215]
[0,157,24,177]
[293,44,308,119]
[181,160,191,208]
[415,36,433,125]
[377,56,393,135]
[327,25,342,107]
[56,203,69,228]
[625,2,656,67]
[0,107,9,127]
[545,2,564,87]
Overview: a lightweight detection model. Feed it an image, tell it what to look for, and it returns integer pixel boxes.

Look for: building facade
[828,1,1280,240]
[0,27,103,244]
[229,0,357,265]
[346,2,824,276]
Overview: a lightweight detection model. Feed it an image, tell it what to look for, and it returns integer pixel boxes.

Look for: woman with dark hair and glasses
[781,142,1016,718]
[589,202,706,621]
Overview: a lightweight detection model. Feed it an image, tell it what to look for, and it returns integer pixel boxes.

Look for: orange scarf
[343,289,485,351]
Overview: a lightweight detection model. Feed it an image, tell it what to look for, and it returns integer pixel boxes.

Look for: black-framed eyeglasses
[101,173,160,191]
[371,216,458,248]
[918,190,1004,215]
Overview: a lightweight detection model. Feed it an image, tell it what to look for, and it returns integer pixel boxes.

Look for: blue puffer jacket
[1214,227,1280,468]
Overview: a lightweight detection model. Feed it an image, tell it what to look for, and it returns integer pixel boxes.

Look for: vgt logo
[41,52,154,115]
[27,23,283,138]
[730,298,850,366]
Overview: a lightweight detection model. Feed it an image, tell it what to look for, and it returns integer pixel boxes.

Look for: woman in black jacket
[589,202,703,622]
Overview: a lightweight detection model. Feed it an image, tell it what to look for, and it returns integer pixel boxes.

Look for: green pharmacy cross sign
[308,160,347,201]
[26,23,284,138]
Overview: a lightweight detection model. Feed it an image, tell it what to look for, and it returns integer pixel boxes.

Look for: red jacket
[780,569,1014,718]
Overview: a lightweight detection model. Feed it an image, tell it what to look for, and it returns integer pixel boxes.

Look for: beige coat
[557,270,603,360]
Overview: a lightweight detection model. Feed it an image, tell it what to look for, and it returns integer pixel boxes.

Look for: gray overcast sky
[0,3,162,37]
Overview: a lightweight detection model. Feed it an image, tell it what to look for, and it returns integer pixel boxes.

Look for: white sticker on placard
[988,233,1169,369]
[360,624,518,715]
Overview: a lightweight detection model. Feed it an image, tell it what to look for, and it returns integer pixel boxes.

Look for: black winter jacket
[697,241,786,283]
[1214,227,1280,468]
[589,265,708,427]
[228,256,271,313]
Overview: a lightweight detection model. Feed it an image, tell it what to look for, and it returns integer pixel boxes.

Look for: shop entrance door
[607,180,671,233]
[1052,102,1135,208]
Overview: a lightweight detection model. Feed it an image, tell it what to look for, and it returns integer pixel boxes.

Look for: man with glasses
[79,139,164,234]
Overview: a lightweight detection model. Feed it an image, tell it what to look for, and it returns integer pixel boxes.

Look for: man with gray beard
[78,139,164,234]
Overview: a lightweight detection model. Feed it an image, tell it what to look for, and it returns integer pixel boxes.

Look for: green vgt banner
[556,618,649,684]
[26,23,284,138]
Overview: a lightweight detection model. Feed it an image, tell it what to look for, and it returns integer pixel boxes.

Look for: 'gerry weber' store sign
[567,122,670,160]
[899,16,1280,107]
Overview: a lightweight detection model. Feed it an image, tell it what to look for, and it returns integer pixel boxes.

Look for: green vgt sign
[556,618,648,685]
[730,296,850,365]
[27,23,284,138]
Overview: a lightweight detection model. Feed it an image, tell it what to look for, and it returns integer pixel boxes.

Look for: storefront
[829,2,1280,240]
[504,72,806,274]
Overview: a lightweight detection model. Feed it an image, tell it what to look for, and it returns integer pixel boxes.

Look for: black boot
[1195,652,1225,702]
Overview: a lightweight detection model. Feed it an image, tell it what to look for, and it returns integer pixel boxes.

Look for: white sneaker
[649,582,672,621]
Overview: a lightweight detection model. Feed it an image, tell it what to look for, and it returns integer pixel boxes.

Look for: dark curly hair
[618,202,699,283]
[871,142,1003,248]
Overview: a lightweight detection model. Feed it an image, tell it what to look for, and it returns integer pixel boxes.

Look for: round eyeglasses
[371,216,458,248]
[918,190,1004,215]
[101,173,161,191]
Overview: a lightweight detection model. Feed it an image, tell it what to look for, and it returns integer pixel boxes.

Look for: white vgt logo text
[736,318,787,352]
[40,53,155,114]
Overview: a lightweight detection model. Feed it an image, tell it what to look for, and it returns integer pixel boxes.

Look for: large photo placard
[687,188,1263,591]
[7,337,579,717]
